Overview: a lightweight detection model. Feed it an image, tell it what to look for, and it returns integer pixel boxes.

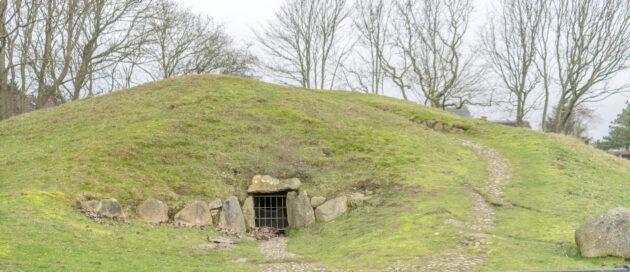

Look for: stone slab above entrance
[247,175,301,193]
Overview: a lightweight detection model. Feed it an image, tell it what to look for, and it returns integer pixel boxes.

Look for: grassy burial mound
[1,75,630,271]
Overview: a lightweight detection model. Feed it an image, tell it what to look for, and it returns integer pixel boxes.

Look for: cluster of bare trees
[255,0,352,90]
[3,0,630,137]
[257,0,488,109]
[0,0,257,120]
[258,0,630,136]
[483,0,630,134]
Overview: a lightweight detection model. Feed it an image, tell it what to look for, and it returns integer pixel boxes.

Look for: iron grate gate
[253,193,288,230]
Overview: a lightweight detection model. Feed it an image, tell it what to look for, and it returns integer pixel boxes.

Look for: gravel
[259,237,297,260]
[257,237,330,271]
[389,139,512,271]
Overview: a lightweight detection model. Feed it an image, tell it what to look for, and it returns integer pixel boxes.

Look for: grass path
[391,138,512,271]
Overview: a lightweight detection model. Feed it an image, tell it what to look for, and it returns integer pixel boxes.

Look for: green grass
[1,74,629,270]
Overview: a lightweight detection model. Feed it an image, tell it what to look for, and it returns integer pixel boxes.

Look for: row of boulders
[411,117,467,133]
[79,175,368,232]
[166,196,247,233]
[81,196,248,233]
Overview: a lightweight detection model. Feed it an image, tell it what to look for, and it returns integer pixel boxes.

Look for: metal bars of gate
[253,193,289,230]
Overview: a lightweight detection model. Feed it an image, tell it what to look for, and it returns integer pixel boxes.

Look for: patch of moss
[18,191,67,221]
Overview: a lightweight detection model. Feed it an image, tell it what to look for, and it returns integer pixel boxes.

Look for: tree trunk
[0,0,9,120]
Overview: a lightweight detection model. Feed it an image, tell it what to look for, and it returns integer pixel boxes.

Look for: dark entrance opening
[253,192,288,230]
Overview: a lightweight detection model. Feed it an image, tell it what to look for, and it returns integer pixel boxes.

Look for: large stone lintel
[247,175,300,193]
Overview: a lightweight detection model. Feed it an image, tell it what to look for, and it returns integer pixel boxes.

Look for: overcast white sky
[179,0,629,140]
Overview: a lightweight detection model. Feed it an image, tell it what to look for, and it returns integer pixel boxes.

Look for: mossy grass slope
[1,74,629,270]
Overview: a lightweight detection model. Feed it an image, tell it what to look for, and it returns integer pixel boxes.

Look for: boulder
[426,120,436,128]
[209,198,222,210]
[310,196,326,208]
[96,199,125,218]
[287,191,316,228]
[315,197,347,222]
[174,200,212,227]
[218,197,246,233]
[348,192,371,208]
[242,196,255,228]
[575,208,630,258]
[136,199,169,224]
[81,199,100,212]
[74,191,101,208]
[433,122,444,130]
[452,127,465,133]
[247,175,300,193]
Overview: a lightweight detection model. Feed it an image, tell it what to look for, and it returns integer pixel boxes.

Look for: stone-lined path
[390,138,512,271]
[454,138,511,231]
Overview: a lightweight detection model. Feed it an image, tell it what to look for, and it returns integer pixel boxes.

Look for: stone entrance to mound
[253,192,289,230]
[246,175,324,231]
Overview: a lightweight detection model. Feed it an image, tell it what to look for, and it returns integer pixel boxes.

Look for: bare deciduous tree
[1,0,257,120]
[343,0,389,95]
[68,0,150,100]
[0,0,11,120]
[256,0,351,90]
[0,0,28,119]
[482,0,546,126]
[13,0,39,114]
[27,0,89,108]
[393,0,485,109]
[185,23,258,77]
[144,0,198,80]
[144,0,257,80]
[544,0,630,134]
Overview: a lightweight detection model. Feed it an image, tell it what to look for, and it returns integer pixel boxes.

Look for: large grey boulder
[575,208,630,258]
[137,199,169,224]
[96,199,125,218]
[82,199,100,212]
[247,175,301,193]
[315,197,347,222]
[218,196,247,233]
[242,196,255,228]
[287,191,315,228]
[310,196,326,208]
[174,200,212,227]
